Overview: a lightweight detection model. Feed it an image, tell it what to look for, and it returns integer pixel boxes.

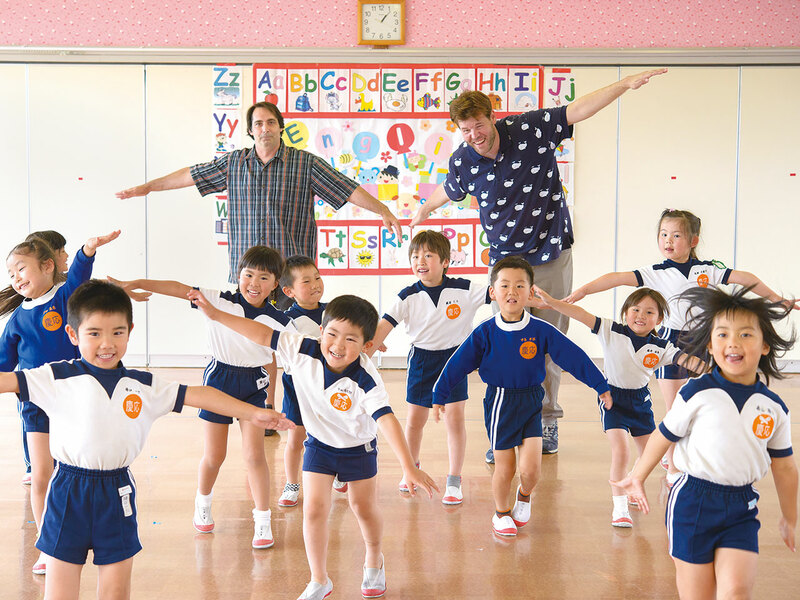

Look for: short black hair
[26,230,67,251]
[321,295,378,342]
[238,246,285,280]
[679,285,796,384]
[68,279,133,331]
[490,256,534,286]
[281,255,319,288]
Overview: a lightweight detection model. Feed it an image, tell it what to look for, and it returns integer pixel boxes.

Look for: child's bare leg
[443,400,467,477]
[28,432,54,531]
[43,557,82,600]
[606,429,631,496]
[347,476,383,568]
[284,426,306,484]
[657,378,686,474]
[240,420,270,509]
[673,558,716,600]
[96,557,134,600]
[516,437,542,494]
[302,471,334,584]
[404,404,429,465]
[197,422,229,495]
[492,448,517,511]
[713,548,758,600]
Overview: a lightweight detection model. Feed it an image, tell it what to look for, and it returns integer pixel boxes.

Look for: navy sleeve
[173,384,187,413]
[0,321,20,372]
[64,247,95,297]
[543,325,609,394]
[371,406,394,421]
[590,317,602,335]
[433,330,484,405]
[15,371,29,402]
[659,422,681,442]
[382,314,399,328]
[633,270,644,287]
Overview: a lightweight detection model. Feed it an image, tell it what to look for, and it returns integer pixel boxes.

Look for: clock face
[361,3,402,42]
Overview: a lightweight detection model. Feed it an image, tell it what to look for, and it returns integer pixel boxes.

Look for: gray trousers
[490,248,573,424]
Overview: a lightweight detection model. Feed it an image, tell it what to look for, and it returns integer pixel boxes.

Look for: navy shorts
[407,346,468,408]
[200,360,269,424]
[666,474,760,564]
[599,385,656,437]
[281,372,303,427]
[303,435,378,482]
[483,385,544,451]
[654,328,689,380]
[19,396,49,433]
[37,463,142,565]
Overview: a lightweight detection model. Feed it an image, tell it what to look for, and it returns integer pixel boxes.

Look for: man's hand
[622,68,668,90]
[115,184,151,199]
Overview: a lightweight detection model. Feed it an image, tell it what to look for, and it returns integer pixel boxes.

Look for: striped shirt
[191,143,358,282]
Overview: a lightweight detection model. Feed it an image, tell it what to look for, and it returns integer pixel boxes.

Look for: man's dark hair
[321,295,378,342]
[246,102,285,139]
[68,279,133,330]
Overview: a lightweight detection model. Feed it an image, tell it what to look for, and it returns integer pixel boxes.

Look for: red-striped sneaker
[31,552,46,575]
[612,509,633,528]
[510,486,531,527]
[21,471,31,486]
[297,578,333,600]
[333,476,348,493]
[442,485,463,505]
[492,514,518,537]
[279,483,300,507]
[361,554,386,598]
[252,509,274,549]
[193,498,214,533]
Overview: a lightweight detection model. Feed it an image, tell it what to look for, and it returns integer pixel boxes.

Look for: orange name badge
[123,394,143,419]
[446,304,462,320]
[642,352,659,369]
[752,414,775,440]
[42,310,63,332]
[696,273,709,288]
[330,392,352,412]
[519,340,537,360]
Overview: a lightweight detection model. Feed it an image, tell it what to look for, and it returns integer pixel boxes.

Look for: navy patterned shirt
[191,142,358,282]
[444,106,573,266]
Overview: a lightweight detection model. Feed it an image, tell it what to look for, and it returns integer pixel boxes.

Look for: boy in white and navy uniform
[433,257,610,538]
[661,369,792,563]
[0,280,291,598]
[634,259,730,379]
[189,291,438,600]
[370,230,490,504]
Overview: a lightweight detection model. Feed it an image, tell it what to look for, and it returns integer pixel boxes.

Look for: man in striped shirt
[117,102,402,289]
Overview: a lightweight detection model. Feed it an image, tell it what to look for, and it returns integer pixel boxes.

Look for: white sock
[196,490,213,506]
[612,495,628,512]
[252,508,271,524]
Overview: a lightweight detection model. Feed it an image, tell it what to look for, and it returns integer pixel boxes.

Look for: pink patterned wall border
[1,0,797,48]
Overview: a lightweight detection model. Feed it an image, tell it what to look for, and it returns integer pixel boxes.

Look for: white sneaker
[510,486,531,527]
[21,471,31,486]
[252,509,274,549]
[333,476,348,493]
[279,484,300,507]
[297,577,333,600]
[442,485,463,505]
[361,555,386,598]
[398,477,417,493]
[31,552,46,575]
[491,514,518,537]
[193,498,214,533]
[612,508,633,528]
[666,471,683,488]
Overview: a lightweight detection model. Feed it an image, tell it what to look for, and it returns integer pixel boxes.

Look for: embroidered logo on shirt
[42,309,63,332]
[752,413,774,440]
[642,352,659,369]
[445,303,462,320]
[330,392,352,412]
[696,273,709,288]
[123,394,143,419]
[519,338,537,360]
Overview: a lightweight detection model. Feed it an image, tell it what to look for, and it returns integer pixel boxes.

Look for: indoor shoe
[31,552,46,575]
[361,555,386,598]
[278,484,300,507]
[297,578,333,600]
[510,486,531,527]
[492,514,518,537]
[442,485,463,505]
[612,509,633,528]
[193,499,214,533]
[333,476,348,493]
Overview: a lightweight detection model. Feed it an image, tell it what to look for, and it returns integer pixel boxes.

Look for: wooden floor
[1,369,799,599]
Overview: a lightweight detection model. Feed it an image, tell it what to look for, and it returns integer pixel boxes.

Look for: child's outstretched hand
[562,288,586,304]
[252,408,296,432]
[107,276,152,302]
[780,297,800,312]
[84,230,121,256]
[611,475,649,514]
[187,289,219,319]
[404,465,440,499]
[599,391,612,410]
[532,285,554,309]
[778,517,796,552]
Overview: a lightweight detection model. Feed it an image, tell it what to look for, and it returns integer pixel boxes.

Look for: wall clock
[358,0,406,46]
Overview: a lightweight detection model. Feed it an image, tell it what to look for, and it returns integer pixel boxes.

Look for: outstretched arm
[347,186,403,244]
[0,372,20,394]
[565,68,668,125]
[727,270,800,311]
[83,230,121,257]
[184,386,295,431]
[116,167,194,199]
[187,288,274,346]
[534,285,597,329]
[376,412,439,498]
[771,456,798,552]
[107,276,191,303]
[564,271,638,304]
[410,184,451,227]
[611,428,673,514]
